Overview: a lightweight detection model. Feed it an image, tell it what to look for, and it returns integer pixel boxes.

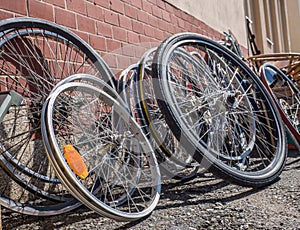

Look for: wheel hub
[224,90,241,109]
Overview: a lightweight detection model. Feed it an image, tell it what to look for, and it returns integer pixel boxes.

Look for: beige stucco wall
[166,0,247,47]
[286,0,300,52]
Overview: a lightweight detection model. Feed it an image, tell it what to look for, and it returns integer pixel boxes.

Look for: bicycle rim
[136,48,201,180]
[0,17,114,215]
[260,63,300,142]
[44,82,161,221]
[152,32,286,187]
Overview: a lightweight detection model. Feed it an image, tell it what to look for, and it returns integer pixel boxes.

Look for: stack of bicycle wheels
[0,17,288,222]
[0,17,160,222]
[121,33,287,187]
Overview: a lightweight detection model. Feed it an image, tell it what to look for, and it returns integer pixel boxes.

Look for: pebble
[2,155,300,229]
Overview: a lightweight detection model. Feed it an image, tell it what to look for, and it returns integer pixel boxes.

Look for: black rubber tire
[260,63,300,143]
[136,48,201,181]
[0,17,115,215]
[152,32,287,187]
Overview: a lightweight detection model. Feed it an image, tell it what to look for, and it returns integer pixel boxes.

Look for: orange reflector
[64,144,88,179]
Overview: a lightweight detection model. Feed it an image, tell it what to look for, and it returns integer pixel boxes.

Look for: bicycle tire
[0,17,115,215]
[43,82,161,221]
[260,63,300,143]
[136,48,201,180]
[152,32,287,187]
[118,64,139,111]
[47,73,141,208]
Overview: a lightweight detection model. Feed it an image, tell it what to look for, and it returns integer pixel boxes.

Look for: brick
[96,21,112,38]
[177,17,185,28]
[149,37,158,43]
[167,24,175,34]
[132,20,144,34]
[112,26,127,42]
[104,9,119,26]
[192,23,199,33]
[102,53,117,68]
[66,0,86,15]
[38,39,57,59]
[192,18,199,27]
[139,35,152,46]
[189,15,198,24]
[144,24,154,37]
[114,70,122,80]
[0,76,7,92]
[86,2,103,20]
[175,26,183,33]
[112,68,121,76]
[152,5,162,18]
[158,19,169,32]
[127,31,139,44]
[205,24,212,33]
[44,0,65,8]
[190,25,199,34]
[55,8,76,28]
[165,2,175,14]
[116,54,132,70]
[130,0,142,9]
[119,14,132,30]
[153,28,164,40]
[122,44,136,57]
[77,15,96,34]
[130,56,139,65]
[147,0,156,4]
[28,0,54,21]
[134,45,147,57]
[170,14,177,25]
[187,14,195,23]
[201,29,208,37]
[156,0,165,9]
[0,0,27,15]
[89,34,106,51]
[142,1,151,13]
[70,29,89,44]
[181,11,189,21]
[93,0,110,9]
[106,39,122,53]
[184,20,192,31]
[174,7,182,18]
[163,31,171,38]
[148,15,158,27]
[109,0,124,14]
[124,4,138,19]
[162,10,170,22]
[0,10,14,20]
[5,76,23,92]
[137,11,149,24]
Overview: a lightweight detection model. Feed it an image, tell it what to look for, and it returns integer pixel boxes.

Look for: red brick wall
[0,0,224,75]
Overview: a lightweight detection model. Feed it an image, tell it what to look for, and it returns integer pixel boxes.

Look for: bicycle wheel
[53,74,119,100]
[152,32,287,187]
[43,82,161,221]
[0,17,115,215]
[118,64,139,110]
[260,63,300,142]
[136,48,201,180]
[46,73,140,208]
